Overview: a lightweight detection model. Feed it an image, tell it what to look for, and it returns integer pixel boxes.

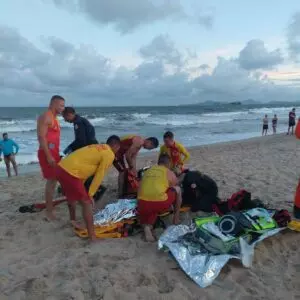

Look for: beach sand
[1,134,299,300]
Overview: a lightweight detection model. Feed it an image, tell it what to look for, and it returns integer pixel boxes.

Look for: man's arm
[167,169,179,187]
[178,143,190,163]
[88,152,114,197]
[12,140,19,154]
[125,137,143,171]
[37,113,53,162]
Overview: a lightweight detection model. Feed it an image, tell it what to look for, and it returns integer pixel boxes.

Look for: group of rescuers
[37,96,300,242]
[37,96,191,242]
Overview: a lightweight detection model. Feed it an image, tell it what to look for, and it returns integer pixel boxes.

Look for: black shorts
[263,125,268,130]
[4,154,12,159]
[289,121,295,127]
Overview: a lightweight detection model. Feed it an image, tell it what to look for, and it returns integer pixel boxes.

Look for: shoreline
[0,133,290,178]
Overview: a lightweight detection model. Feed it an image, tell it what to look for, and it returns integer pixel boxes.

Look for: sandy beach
[1,134,299,300]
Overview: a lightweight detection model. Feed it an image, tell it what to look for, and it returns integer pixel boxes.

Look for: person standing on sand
[55,136,121,242]
[293,118,300,219]
[287,108,296,135]
[37,95,65,221]
[0,133,19,177]
[272,114,278,134]
[62,107,98,154]
[262,114,268,136]
[137,154,182,242]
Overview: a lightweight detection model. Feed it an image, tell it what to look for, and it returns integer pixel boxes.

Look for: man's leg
[45,179,57,220]
[172,186,182,225]
[118,171,125,198]
[291,126,294,135]
[81,201,96,241]
[4,157,11,177]
[10,155,18,176]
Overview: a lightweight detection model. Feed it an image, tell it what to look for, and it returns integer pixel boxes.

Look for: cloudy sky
[1,0,300,106]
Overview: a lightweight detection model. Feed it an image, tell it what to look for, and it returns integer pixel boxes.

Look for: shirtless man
[37,95,65,220]
[294,117,300,219]
[262,114,268,136]
[287,108,296,135]
[113,135,159,197]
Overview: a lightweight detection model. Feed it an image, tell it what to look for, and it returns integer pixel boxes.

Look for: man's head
[49,95,65,115]
[158,154,171,168]
[62,107,76,123]
[106,135,121,154]
[265,114,267,118]
[3,133,8,140]
[274,114,277,117]
[292,108,296,112]
[163,131,174,147]
[143,137,159,150]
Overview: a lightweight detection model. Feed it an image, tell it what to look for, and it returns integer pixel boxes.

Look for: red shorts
[55,166,91,204]
[138,188,177,225]
[38,149,60,180]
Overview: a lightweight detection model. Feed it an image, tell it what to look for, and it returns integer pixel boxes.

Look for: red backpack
[213,190,254,216]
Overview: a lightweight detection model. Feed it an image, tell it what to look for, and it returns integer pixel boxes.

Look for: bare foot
[144,226,156,242]
[172,216,180,225]
[89,236,102,243]
[45,211,56,221]
[71,220,86,230]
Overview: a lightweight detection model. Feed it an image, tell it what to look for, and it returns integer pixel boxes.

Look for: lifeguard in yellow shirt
[55,135,121,242]
[159,131,190,175]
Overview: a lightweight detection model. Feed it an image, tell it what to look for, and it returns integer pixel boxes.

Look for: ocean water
[0,103,299,169]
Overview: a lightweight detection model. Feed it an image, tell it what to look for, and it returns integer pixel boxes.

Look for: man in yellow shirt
[137,154,182,242]
[55,135,121,242]
[159,131,190,176]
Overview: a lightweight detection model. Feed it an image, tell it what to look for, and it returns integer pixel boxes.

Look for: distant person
[62,106,98,154]
[160,131,190,175]
[287,108,296,135]
[262,114,268,136]
[55,136,121,242]
[137,154,182,242]
[113,135,159,197]
[272,114,278,134]
[37,95,65,221]
[0,133,19,177]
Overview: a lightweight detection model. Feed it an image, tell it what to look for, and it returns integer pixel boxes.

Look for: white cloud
[51,0,214,33]
[0,25,299,106]
[237,39,284,70]
[287,12,300,62]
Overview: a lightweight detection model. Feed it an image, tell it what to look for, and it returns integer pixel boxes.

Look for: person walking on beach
[0,133,19,177]
[62,107,98,154]
[55,136,121,242]
[262,114,268,136]
[287,108,296,135]
[37,95,65,221]
[272,114,278,134]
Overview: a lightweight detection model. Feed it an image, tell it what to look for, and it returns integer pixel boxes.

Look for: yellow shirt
[59,144,115,197]
[138,165,169,202]
[159,141,190,169]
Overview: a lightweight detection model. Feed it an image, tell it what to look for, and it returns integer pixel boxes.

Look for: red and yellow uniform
[113,135,136,172]
[56,144,114,203]
[160,141,190,172]
[294,120,300,214]
[137,165,176,225]
[38,111,60,179]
